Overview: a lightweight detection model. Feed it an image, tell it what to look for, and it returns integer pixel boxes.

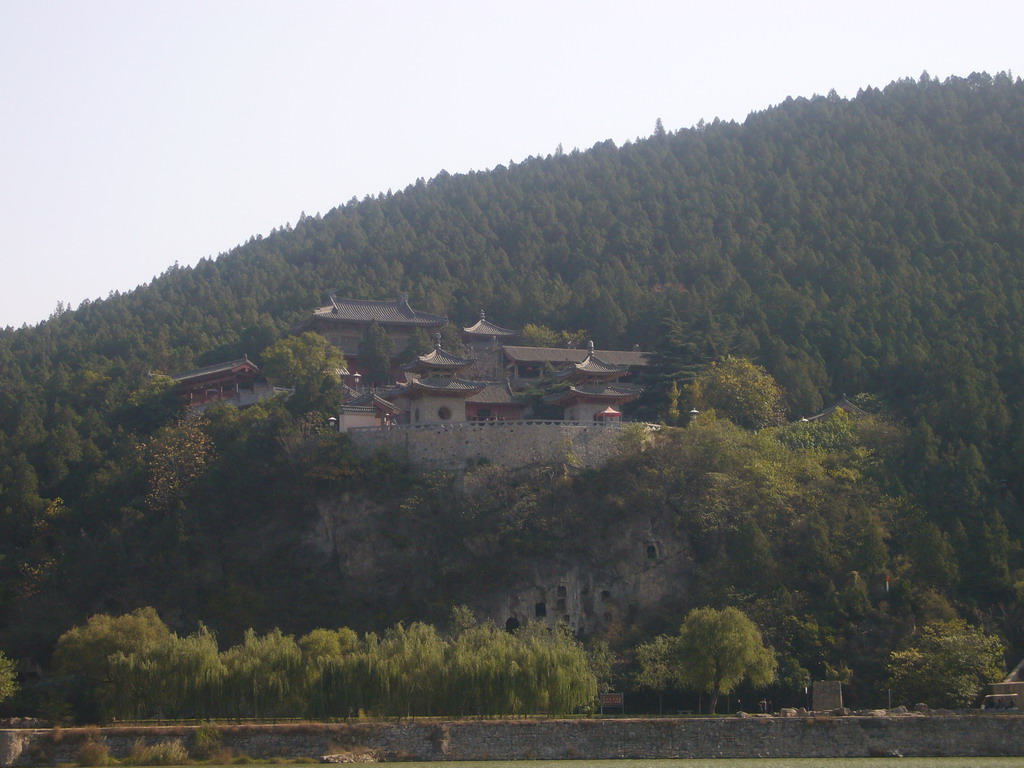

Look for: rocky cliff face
[304,463,697,636]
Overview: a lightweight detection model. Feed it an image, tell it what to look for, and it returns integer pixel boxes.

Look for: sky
[1,0,1022,329]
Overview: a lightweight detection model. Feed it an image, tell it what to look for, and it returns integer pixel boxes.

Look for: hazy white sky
[1,0,1021,328]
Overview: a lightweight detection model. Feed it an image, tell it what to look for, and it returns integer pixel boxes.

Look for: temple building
[502,344,651,388]
[461,310,518,354]
[337,391,402,431]
[387,336,487,424]
[171,355,269,410]
[465,379,527,421]
[542,342,643,422]
[293,293,447,367]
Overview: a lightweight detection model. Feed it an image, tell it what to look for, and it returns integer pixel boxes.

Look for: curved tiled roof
[404,377,488,396]
[463,310,518,337]
[502,345,651,367]
[555,352,630,380]
[344,391,402,413]
[466,380,521,404]
[401,346,476,371]
[304,294,447,327]
[172,356,260,383]
[543,382,643,405]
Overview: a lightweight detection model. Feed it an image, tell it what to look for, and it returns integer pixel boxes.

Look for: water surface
[370,760,1024,767]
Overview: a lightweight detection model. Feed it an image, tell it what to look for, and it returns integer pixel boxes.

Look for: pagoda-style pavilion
[462,310,518,353]
[542,342,643,422]
[171,355,266,409]
[388,336,487,424]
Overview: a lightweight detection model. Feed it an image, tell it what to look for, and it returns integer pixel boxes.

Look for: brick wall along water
[6,715,1024,764]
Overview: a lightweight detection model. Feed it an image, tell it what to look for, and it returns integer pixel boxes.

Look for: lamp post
[327,416,338,432]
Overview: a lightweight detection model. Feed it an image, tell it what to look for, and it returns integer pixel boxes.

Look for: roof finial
[434,332,442,349]
[587,339,595,355]
[479,309,486,320]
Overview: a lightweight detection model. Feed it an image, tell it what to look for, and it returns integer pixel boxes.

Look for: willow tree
[0,650,18,704]
[52,608,174,721]
[220,629,303,719]
[673,606,776,714]
[374,622,447,717]
[446,621,523,716]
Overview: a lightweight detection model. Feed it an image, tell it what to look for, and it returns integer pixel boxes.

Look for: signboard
[599,692,624,712]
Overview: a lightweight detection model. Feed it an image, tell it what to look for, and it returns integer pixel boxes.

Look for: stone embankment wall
[348,421,633,472]
[6,715,1024,765]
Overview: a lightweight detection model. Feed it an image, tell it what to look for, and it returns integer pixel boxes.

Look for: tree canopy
[0,650,17,704]
[887,619,1004,708]
[690,356,787,429]
[672,607,777,714]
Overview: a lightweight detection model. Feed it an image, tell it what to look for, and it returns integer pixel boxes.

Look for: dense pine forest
[3,71,1024,718]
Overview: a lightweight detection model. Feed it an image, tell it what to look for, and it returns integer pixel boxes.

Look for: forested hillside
[3,71,1024,714]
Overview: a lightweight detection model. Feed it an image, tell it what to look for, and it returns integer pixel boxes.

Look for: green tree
[689,356,786,429]
[0,650,17,703]
[665,380,682,425]
[143,414,215,511]
[262,332,346,411]
[887,619,1004,708]
[52,608,174,721]
[398,328,434,364]
[519,324,588,349]
[673,606,777,714]
[359,322,395,386]
[221,628,304,719]
[635,634,675,714]
[123,373,182,434]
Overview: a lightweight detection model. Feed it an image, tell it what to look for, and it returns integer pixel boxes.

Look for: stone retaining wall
[348,421,631,472]
[6,715,1024,764]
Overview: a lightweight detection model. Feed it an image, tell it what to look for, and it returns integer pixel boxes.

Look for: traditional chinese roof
[543,382,643,406]
[503,345,651,368]
[401,340,476,373]
[399,377,488,398]
[171,356,260,384]
[463,310,518,337]
[344,391,401,414]
[466,379,521,405]
[298,294,447,328]
[555,341,631,381]
[804,396,868,422]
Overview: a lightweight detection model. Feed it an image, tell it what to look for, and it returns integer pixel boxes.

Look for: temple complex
[296,295,655,428]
